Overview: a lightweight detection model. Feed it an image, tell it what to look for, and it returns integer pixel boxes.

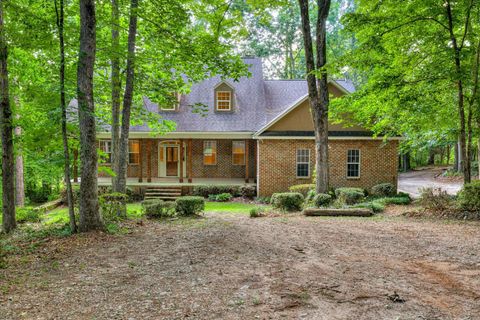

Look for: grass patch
[205,201,268,214]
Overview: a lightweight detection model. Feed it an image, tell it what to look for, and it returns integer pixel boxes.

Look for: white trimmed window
[128,140,140,164]
[347,149,360,178]
[99,140,112,164]
[203,141,217,165]
[232,141,245,165]
[216,91,231,111]
[296,149,310,178]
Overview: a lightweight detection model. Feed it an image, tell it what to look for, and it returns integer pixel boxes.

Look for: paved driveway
[398,167,463,198]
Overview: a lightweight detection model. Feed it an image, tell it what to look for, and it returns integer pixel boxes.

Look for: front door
[166,146,179,176]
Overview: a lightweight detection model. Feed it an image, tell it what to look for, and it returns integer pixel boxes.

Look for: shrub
[335,187,365,205]
[305,189,316,203]
[381,196,411,206]
[16,207,43,223]
[288,184,315,197]
[352,201,385,213]
[256,196,271,204]
[175,196,205,216]
[192,185,240,197]
[99,193,128,222]
[419,187,453,212]
[271,192,304,212]
[142,200,176,218]
[208,193,233,202]
[312,193,332,207]
[457,180,480,212]
[249,206,264,218]
[240,185,256,199]
[371,183,396,197]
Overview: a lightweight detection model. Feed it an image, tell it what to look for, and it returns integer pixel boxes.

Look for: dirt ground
[1,210,480,320]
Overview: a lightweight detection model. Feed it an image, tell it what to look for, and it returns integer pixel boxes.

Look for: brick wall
[257,139,399,196]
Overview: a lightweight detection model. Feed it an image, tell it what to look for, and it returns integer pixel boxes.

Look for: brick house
[94,57,399,196]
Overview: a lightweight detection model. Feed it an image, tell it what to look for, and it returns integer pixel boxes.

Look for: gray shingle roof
[68,57,355,133]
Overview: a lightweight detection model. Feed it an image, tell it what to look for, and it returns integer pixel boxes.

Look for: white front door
[158,142,187,178]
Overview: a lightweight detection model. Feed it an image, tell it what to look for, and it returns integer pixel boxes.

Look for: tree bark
[298,0,331,193]
[55,0,77,233]
[114,0,138,205]
[110,0,121,190]
[77,0,103,231]
[0,0,16,233]
[13,101,25,207]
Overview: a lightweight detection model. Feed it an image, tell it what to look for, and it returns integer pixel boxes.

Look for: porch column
[245,139,249,183]
[138,140,143,182]
[147,139,152,183]
[73,149,78,183]
[179,139,184,183]
[188,139,192,183]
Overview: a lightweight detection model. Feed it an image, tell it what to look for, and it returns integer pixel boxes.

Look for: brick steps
[144,186,182,201]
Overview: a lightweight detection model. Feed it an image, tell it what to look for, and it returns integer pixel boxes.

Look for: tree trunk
[13,100,25,207]
[56,0,77,233]
[298,0,331,194]
[454,140,460,172]
[446,0,470,184]
[110,0,121,190]
[114,0,138,206]
[77,0,103,231]
[0,0,16,233]
[428,149,435,166]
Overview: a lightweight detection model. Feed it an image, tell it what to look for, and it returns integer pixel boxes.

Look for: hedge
[289,184,315,197]
[371,183,396,197]
[142,200,176,218]
[271,192,304,212]
[335,187,365,205]
[175,196,205,216]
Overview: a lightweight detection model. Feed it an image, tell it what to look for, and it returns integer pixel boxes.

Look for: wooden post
[179,139,184,183]
[138,140,143,182]
[147,140,152,182]
[188,139,192,183]
[245,139,249,183]
[73,149,78,183]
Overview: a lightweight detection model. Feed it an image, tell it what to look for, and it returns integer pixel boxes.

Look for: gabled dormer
[214,81,235,112]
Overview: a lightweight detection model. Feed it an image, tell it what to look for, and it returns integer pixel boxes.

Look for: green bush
[142,200,176,218]
[312,193,332,207]
[352,201,385,213]
[335,188,365,205]
[457,181,480,212]
[240,185,256,199]
[288,184,315,197]
[249,206,264,218]
[371,183,396,197]
[208,193,233,202]
[305,189,316,203]
[381,196,411,206]
[99,193,128,222]
[16,207,43,223]
[255,196,271,204]
[175,196,205,216]
[192,185,240,197]
[271,192,304,212]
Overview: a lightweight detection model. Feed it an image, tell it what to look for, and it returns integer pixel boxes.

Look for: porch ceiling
[96,177,255,187]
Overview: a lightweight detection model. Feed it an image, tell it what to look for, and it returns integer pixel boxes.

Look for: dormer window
[160,92,180,111]
[216,91,231,111]
[214,81,234,112]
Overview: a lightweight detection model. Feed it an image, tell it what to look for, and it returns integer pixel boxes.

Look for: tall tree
[55,0,77,233]
[14,108,25,207]
[298,0,331,193]
[110,0,121,191]
[112,0,138,207]
[77,0,103,231]
[0,0,16,233]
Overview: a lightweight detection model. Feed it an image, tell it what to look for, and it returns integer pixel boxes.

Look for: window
[203,141,217,165]
[160,92,180,111]
[232,141,245,165]
[99,140,112,163]
[129,140,140,164]
[296,149,310,178]
[347,149,360,178]
[216,91,231,111]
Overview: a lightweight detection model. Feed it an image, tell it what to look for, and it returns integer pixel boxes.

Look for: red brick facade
[257,139,399,196]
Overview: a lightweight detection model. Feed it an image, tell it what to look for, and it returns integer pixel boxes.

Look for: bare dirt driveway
[399,167,463,197]
[1,212,480,320]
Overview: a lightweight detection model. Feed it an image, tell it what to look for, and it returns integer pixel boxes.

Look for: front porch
[97,177,256,187]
